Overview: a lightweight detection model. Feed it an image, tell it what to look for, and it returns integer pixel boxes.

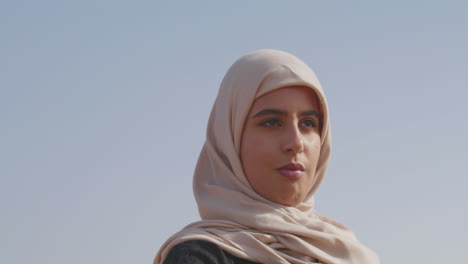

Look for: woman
[154,49,379,264]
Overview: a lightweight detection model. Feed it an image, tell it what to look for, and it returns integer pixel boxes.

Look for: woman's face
[240,86,322,206]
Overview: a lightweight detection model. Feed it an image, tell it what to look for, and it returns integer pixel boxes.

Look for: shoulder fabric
[163,240,259,264]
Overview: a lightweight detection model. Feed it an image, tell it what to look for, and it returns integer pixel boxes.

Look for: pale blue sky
[1,1,467,263]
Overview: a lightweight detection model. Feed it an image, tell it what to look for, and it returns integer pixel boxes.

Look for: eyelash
[301,119,317,128]
[259,118,317,128]
[259,118,281,127]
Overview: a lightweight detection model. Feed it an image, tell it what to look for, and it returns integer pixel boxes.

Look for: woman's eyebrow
[299,110,320,118]
[253,109,287,118]
[253,109,319,119]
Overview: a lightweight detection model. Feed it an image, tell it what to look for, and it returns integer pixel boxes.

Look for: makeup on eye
[301,118,317,128]
[253,108,321,130]
[259,118,281,127]
[257,117,318,129]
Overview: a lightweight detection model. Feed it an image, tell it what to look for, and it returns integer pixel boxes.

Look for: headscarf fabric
[154,49,379,264]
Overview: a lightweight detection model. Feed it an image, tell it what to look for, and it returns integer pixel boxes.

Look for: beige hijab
[154,49,379,264]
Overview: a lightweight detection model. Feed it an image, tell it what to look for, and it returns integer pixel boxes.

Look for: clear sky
[1,1,467,263]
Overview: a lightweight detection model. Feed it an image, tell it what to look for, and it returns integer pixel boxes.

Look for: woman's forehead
[250,86,322,114]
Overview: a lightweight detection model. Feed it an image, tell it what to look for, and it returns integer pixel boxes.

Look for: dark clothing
[163,240,260,264]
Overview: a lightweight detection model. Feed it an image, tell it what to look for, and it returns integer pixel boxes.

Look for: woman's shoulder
[163,240,259,264]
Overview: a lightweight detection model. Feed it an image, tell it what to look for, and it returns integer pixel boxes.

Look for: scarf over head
[154,49,379,264]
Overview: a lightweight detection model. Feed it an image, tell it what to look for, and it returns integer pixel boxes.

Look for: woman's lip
[277,168,304,179]
[279,163,305,171]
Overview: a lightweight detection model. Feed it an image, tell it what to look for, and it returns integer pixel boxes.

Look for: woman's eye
[301,119,317,128]
[259,118,281,127]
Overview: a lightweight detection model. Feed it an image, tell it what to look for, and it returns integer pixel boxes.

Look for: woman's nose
[281,125,304,154]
